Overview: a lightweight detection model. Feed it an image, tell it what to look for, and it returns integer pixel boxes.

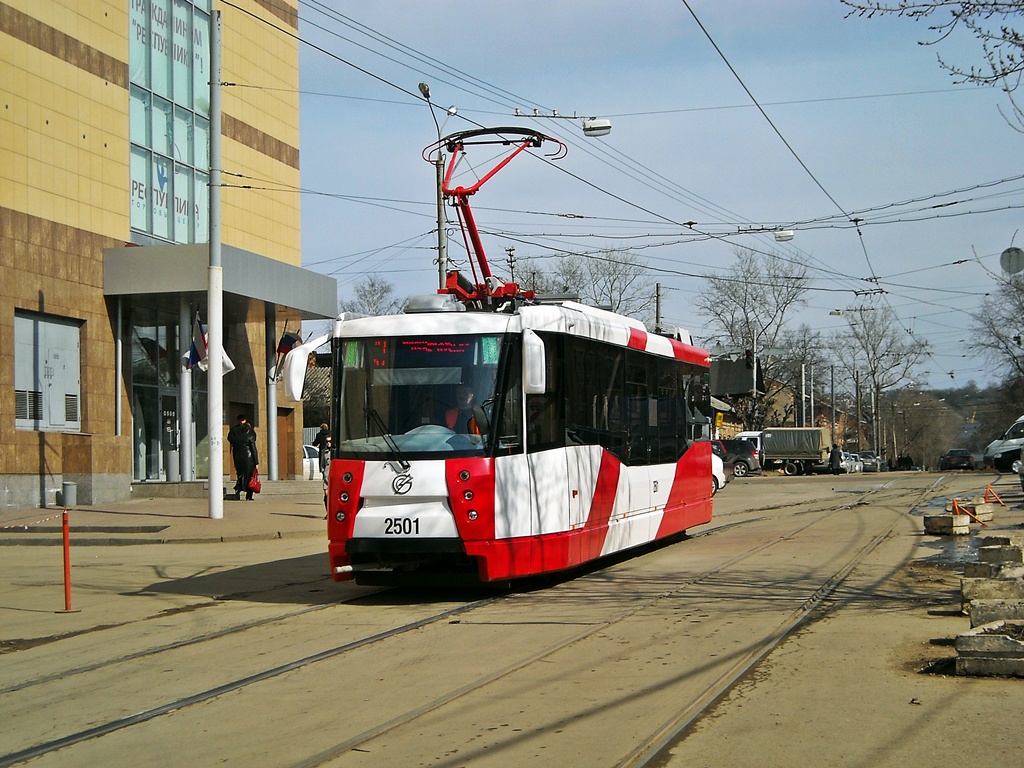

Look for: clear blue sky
[287,0,1022,388]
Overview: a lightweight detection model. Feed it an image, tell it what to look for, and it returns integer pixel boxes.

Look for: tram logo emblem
[392,473,413,495]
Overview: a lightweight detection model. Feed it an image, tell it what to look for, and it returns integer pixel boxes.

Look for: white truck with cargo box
[734,426,831,476]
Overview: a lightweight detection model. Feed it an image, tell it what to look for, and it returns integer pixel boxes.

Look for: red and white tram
[286,300,713,585]
[281,127,714,585]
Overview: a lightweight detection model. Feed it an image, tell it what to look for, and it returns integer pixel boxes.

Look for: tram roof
[335,299,709,368]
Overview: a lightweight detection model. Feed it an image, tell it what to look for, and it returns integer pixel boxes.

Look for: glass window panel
[194,170,209,241]
[129,86,150,146]
[130,145,151,232]
[192,10,211,117]
[193,115,209,170]
[172,0,192,106]
[150,0,173,97]
[129,0,150,86]
[152,96,172,156]
[173,106,191,163]
[152,155,171,239]
[173,164,192,243]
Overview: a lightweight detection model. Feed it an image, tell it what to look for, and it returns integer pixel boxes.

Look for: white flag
[185,313,234,375]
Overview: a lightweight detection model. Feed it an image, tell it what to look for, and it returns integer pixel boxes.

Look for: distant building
[2,1,336,508]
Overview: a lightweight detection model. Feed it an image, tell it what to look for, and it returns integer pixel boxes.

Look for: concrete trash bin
[60,481,77,508]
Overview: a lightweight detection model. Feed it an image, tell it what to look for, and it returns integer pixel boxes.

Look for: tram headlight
[467,509,478,521]
[334,511,346,522]
[459,470,471,481]
[463,490,474,501]
[340,492,350,503]
[343,472,353,483]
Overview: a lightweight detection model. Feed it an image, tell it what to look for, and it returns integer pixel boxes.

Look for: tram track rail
[0,474,951,768]
[289,476,947,768]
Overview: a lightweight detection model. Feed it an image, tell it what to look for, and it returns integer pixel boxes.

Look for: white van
[983,414,1024,470]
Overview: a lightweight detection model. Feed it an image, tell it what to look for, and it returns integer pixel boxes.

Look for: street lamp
[419,83,454,290]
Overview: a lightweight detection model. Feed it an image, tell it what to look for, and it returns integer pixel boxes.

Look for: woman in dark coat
[828,444,843,475]
[227,416,259,500]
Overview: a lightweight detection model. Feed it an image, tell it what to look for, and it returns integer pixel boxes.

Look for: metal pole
[207,10,224,520]
[855,371,862,452]
[115,297,122,437]
[800,363,806,427]
[266,307,278,481]
[655,283,662,333]
[830,365,835,444]
[809,363,814,426]
[179,296,194,481]
[436,153,447,289]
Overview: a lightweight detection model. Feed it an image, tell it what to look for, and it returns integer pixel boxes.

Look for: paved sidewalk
[0,480,327,546]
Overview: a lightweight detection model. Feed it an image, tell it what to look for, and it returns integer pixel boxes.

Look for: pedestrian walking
[227,414,259,500]
[829,444,843,475]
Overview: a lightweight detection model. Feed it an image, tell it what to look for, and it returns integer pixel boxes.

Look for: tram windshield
[334,333,522,459]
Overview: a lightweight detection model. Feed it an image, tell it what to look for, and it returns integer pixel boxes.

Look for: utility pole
[435,149,447,289]
[207,10,224,520]
[830,365,835,444]
[655,283,662,333]
[855,371,862,451]
[419,82,448,290]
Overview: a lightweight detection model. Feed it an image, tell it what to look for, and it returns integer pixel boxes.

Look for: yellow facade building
[1,1,335,507]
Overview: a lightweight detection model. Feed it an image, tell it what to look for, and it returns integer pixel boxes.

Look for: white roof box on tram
[557,300,645,330]
[404,294,466,313]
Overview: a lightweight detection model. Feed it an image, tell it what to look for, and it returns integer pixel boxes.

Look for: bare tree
[973,271,1024,378]
[776,323,831,426]
[524,250,656,323]
[827,300,930,452]
[339,274,406,316]
[885,388,961,469]
[841,1,1024,131]
[695,246,810,429]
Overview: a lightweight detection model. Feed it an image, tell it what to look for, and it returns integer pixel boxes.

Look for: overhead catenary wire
[224,0,1005,383]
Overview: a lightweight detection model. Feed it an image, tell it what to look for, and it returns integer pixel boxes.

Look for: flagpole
[207,10,224,520]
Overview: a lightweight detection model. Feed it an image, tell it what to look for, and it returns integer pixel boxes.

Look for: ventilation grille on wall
[15,390,43,420]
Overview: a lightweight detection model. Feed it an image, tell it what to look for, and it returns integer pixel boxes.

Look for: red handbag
[247,469,262,494]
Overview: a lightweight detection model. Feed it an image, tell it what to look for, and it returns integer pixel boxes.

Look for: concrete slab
[956,620,1024,677]
[924,514,970,535]
[970,599,1024,627]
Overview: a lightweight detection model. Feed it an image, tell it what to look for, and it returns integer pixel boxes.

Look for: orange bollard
[60,507,79,613]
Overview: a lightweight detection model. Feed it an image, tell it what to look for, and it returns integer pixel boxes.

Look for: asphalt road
[1,471,1021,767]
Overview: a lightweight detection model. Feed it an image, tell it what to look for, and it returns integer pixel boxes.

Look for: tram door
[564,448,592,530]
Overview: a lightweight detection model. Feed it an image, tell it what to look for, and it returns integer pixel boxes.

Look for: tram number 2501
[384,517,420,535]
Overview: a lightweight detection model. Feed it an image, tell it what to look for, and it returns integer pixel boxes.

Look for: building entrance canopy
[103,244,337,320]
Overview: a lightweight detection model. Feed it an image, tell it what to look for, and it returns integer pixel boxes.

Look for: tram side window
[653,357,685,462]
[563,336,626,460]
[624,352,650,464]
[684,371,712,442]
[493,340,523,451]
[526,333,564,452]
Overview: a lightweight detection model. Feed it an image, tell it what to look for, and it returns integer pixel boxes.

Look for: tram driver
[446,385,479,434]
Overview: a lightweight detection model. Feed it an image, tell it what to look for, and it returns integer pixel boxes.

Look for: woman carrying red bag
[227,414,260,500]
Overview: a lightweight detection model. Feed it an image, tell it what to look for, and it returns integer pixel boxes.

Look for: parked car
[938,448,974,471]
[721,438,762,477]
[843,452,863,473]
[710,440,732,494]
[302,444,320,480]
[859,450,882,472]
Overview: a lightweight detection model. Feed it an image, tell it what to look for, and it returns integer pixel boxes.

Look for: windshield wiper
[365,407,411,472]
